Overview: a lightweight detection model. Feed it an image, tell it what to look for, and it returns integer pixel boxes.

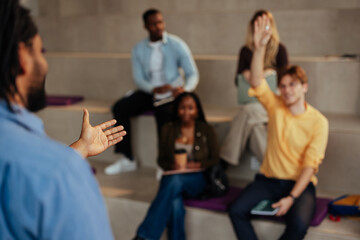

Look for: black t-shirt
[236,43,288,78]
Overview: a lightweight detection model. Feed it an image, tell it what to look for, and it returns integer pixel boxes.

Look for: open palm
[77,109,126,157]
[253,15,272,48]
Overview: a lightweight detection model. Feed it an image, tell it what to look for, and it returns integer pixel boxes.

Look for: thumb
[82,108,90,127]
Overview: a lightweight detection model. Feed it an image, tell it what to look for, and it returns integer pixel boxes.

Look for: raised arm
[70,108,126,158]
[250,15,272,88]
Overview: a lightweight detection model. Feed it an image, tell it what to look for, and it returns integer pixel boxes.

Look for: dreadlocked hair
[0,0,38,111]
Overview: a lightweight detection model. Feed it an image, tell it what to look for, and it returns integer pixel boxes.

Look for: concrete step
[44,53,360,115]
[91,162,360,240]
[106,197,360,240]
[37,100,360,194]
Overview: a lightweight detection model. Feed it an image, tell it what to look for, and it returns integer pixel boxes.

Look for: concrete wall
[29,0,360,56]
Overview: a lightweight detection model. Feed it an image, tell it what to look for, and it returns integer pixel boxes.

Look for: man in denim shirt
[106,9,199,175]
[0,1,126,239]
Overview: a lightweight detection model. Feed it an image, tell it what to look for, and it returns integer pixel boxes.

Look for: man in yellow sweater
[228,15,329,240]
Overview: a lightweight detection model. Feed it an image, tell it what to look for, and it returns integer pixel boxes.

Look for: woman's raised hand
[253,15,271,49]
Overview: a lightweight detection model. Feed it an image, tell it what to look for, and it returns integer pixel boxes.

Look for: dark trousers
[112,90,174,160]
[229,174,316,240]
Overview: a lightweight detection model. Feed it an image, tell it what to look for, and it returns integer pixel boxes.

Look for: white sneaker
[104,157,137,175]
[155,166,163,181]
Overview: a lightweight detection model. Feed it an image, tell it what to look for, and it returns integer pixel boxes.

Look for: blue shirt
[0,101,113,240]
[132,32,199,93]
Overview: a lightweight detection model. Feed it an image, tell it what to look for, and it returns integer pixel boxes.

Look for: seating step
[44,54,360,115]
[37,99,360,194]
[91,161,360,240]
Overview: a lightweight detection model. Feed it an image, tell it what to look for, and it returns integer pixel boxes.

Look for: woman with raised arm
[220,10,289,166]
[237,10,288,84]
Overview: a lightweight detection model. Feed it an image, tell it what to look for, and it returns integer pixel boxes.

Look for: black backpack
[199,163,229,200]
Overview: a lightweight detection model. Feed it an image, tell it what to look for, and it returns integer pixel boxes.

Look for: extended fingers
[262,16,269,30]
[104,125,125,136]
[98,119,117,130]
[108,135,124,146]
[107,131,125,140]
[106,131,127,141]
[255,15,269,32]
[276,207,287,216]
[260,15,267,29]
[272,201,280,209]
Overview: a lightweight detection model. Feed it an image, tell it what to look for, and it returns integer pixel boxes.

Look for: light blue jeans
[136,172,206,240]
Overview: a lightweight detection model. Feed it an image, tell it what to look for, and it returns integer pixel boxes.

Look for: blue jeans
[137,172,206,240]
[229,174,316,240]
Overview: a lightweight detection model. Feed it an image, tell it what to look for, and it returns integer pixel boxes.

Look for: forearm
[250,46,266,88]
[179,44,199,92]
[183,74,199,92]
[273,166,315,216]
[290,167,315,198]
[69,140,88,158]
[182,54,199,92]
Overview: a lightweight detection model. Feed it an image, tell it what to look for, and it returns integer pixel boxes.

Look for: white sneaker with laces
[104,156,137,175]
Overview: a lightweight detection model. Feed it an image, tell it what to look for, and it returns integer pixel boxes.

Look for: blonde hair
[245,10,280,69]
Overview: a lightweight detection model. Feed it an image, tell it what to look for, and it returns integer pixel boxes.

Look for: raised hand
[70,108,126,158]
[253,15,271,49]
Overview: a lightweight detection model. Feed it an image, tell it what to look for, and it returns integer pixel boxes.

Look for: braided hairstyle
[171,92,207,124]
[0,0,38,111]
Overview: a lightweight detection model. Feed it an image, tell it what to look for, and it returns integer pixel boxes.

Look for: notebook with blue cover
[251,200,279,216]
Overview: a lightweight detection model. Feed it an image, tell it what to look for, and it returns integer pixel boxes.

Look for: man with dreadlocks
[0,1,126,239]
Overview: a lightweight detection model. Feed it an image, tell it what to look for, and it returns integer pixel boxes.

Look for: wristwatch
[289,193,297,201]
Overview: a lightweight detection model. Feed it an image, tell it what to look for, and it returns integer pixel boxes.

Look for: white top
[175,142,194,161]
[149,41,171,100]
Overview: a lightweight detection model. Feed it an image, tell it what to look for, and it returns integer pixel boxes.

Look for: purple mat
[310,197,332,226]
[184,186,243,212]
[184,186,331,226]
[46,95,84,106]
[141,110,155,116]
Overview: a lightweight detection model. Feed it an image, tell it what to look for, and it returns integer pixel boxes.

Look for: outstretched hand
[70,109,126,158]
[253,15,271,49]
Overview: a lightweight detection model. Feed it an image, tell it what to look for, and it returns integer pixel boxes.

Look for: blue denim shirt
[132,32,199,93]
[0,101,113,240]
